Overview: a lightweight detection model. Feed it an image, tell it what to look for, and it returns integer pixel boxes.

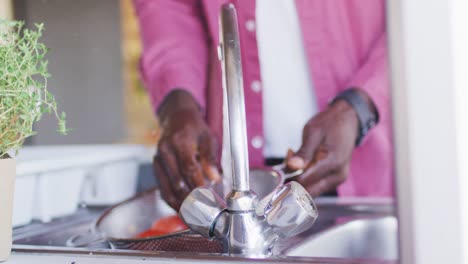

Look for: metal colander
[110,231,223,252]
[67,188,223,253]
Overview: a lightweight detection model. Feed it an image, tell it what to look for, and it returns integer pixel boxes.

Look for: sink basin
[14,198,398,264]
[286,216,398,260]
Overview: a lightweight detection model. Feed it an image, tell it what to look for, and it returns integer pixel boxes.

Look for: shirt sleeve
[133,0,209,112]
[345,31,391,132]
[338,30,393,196]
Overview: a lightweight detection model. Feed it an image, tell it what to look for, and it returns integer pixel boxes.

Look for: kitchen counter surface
[9,245,396,264]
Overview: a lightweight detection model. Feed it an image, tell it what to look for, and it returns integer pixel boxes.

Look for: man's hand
[285,99,360,197]
[154,90,221,211]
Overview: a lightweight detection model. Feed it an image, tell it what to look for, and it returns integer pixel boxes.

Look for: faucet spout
[219,3,250,193]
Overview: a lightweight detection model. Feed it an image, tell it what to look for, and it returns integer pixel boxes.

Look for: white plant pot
[0,158,15,262]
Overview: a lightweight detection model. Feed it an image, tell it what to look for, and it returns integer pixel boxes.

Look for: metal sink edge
[12,244,397,264]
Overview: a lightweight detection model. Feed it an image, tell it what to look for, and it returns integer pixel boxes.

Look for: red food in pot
[136,215,187,238]
[136,229,166,238]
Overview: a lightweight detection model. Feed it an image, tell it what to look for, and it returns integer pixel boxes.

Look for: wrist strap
[331,89,379,146]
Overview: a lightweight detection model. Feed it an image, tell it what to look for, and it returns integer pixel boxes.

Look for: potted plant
[0,19,66,261]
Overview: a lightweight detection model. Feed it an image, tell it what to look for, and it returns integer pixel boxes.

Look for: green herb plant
[0,19,67,158]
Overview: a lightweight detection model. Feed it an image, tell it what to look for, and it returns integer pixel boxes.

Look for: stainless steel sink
[13,198,398,264]
[286,216,398,260]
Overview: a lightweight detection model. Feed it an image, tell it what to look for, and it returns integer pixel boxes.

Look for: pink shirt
[134,0,393,197]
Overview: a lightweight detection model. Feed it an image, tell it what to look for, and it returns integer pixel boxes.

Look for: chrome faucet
[179,3,318,257]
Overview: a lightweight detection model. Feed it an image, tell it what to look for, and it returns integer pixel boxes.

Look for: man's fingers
[286,126,323,170]
[159,142,191,197]
[153,155,182,210]
[296,146,336,187]
[172,138,205,189]
[201,160,221,183]
[199,133,221,183]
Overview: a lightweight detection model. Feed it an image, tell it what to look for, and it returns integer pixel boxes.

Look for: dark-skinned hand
[154,90,221,211]
[285,89,376,197]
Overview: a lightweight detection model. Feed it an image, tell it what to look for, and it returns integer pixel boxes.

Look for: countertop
[8,245,395,264]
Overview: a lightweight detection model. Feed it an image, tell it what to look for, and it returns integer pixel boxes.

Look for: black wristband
[330,89,379,146]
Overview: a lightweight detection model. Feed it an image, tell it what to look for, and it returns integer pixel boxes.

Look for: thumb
[201,160,221,183]
[286,130,322,170]
[285,148,305,170]
[199,133,221,183]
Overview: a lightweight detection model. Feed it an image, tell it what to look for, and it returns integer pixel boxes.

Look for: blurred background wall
[11,0,158,146]
[0,0,12,19]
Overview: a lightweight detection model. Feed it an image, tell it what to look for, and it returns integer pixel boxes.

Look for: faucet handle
[179,187,228,238]
[262,181,318,238]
